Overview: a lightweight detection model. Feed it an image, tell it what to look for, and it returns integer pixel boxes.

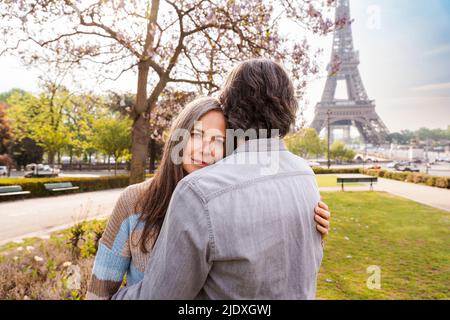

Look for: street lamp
[327,109,332,169]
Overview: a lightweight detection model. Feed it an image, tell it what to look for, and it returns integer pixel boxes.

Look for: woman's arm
[85,187,137,300]
[85,242,131,300]
[314,201,331,239]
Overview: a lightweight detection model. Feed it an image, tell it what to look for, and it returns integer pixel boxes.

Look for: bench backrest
[44,182,74,190]
[337,177,378,183]
[0,185,23,193]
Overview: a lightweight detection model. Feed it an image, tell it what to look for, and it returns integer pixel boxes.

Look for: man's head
[219,58,298,138]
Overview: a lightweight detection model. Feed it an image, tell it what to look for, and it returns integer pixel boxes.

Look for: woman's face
[182,110,227,174]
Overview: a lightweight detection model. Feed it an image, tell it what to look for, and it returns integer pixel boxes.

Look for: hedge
[313,167,449,189]
[362,169,449,189]
[312,167,362,175]
[0,175,132,201]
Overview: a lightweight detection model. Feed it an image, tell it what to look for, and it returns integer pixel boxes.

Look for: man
[112,58,323,300]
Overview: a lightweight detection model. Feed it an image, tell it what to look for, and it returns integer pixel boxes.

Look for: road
[0,188,124,246]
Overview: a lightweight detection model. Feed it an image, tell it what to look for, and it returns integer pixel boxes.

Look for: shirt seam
[183,180,217,261]
[204,171,315,202]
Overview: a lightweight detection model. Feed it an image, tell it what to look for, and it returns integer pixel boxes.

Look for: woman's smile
[191,157,210,167]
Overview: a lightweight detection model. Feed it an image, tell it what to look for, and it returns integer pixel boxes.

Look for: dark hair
[135,97,222,253]
[219,58,298,138]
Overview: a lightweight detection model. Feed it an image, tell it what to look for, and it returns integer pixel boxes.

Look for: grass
[317,192,450,300]
[316,175,339,187]
[316,175,363,188]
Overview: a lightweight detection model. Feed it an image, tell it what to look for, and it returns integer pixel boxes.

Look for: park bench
[0,185,31,197]
[336,174,378,191]
[44,182,80,193]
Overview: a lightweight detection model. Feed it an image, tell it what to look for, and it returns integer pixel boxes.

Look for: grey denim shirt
[112,138,323,300]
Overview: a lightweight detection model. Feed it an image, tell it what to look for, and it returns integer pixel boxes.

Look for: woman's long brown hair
[135,97,222,253]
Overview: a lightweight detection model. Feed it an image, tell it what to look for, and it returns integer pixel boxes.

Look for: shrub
[435,177,449,189]
[406,173,415,183]
[0,175,154,201]
[312,167,362,175]
[425,176,437,187]
[412,173,425,184]
[361,168,448,189]
[392,172,408,182]
[0,219,106,299]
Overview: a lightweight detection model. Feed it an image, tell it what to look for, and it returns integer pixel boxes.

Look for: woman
[86,97,331,299]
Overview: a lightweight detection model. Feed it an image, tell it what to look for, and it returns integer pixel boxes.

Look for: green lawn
[317,192,450,299]
[316,175,339,187]
[316,175,363,188]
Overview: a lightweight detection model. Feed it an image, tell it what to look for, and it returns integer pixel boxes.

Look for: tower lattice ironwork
[310,0,389,145]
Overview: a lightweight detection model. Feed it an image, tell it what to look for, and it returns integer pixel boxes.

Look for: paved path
[319,176,450,212]
[0,188,124,246]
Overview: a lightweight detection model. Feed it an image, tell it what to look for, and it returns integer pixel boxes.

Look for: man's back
[112,138,323,300]
[186,138,323,299]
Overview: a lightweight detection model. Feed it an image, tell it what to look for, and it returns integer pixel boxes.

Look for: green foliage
[68,222,86,261]
[0,88,26,103]
[0,102,13,155]
[363,169,449,189]
[63,94,104,164]
[312,167,362,175]
[285,128,324,159]
[92,115,132,174]
[388,127,450,145]
[328,141,356,163]
[9,137,44,169]
[4,88,128,167]
[0,175,131,201]
[6,89,72,163]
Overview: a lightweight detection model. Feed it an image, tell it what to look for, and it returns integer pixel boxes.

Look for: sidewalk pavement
[319,176,450,212]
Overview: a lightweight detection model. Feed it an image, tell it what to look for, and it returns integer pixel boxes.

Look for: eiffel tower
[310,0,389,145]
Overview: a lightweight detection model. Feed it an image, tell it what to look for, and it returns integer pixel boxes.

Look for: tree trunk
[149,138,157,174]
[128,0,163,184]
[69,148,73,166]
[48,151,55,165]
[107,155,111,172]
[130,59,152,184]
[88,153,93,170]
[130,114,150,183]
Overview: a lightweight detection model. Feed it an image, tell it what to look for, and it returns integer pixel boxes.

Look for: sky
[0,0,449,133]
[301,0,450,132]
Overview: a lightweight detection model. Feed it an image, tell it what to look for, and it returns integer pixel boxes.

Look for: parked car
[307,161,321,167]
[387,161,398,168]
[24,163,60,178]
[0,166,7,176]
[394,162,420,172]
